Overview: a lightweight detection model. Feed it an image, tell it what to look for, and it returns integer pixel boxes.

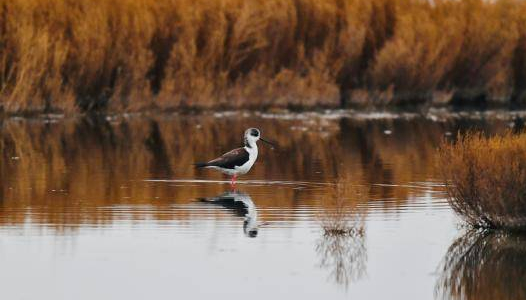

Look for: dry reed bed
[439,131,526,230]
[1,0,526,113]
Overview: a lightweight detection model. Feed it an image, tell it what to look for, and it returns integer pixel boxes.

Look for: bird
[198,191,259,237]
[194,128,274,186]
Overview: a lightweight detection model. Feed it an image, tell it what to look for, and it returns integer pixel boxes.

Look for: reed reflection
[316,181,368,289]
[435,230,526,300]
[0,112,512,230]
[316,232,367,289]
[198,190,259,238]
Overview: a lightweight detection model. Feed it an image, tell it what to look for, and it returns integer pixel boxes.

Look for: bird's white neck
[244,137,258,149]
[244,142,258,154]
[243,137,258,160]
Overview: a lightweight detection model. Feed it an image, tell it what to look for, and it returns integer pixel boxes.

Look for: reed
[1,0,526,113]
[318,179,367,236]
[315,178,368,289]
[439,131,526,230]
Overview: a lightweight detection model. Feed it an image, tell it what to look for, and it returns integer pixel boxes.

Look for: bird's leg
[231,174,237,187]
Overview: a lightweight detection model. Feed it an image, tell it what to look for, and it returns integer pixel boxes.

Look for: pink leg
[230,174,237,187]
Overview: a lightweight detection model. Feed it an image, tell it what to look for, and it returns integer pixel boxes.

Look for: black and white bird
[195,128,274,186]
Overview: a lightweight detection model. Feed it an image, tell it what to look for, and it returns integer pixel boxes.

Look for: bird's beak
[260,137,275,149]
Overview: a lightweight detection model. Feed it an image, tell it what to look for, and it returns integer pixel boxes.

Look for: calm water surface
[0,110,525,300]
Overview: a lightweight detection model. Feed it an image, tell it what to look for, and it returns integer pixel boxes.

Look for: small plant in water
[318,180,367,237]
[316,180,368,288]
[439,131,526,230]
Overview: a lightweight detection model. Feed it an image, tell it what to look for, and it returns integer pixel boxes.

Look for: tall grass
[439,131,526,230]
[1,0,526,113]
[0,0,526,113]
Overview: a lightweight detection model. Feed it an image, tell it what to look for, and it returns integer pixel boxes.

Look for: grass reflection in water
[316,179,368,289]
[436,230,526,300]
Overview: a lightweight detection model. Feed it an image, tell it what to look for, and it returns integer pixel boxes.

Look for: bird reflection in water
[435,230,526,300]
[198,191,259,238]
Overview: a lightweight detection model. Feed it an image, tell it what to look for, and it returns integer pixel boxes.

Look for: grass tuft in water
[439,131,526,231]
[316,181,368,288]
[318,180,367,237]
[323,228,360,237]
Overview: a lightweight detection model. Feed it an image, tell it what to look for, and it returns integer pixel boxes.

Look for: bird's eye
[251,130,259,137]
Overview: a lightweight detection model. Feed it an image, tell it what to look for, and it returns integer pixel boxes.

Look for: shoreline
[6,106,526,124]
[0,90,522,117]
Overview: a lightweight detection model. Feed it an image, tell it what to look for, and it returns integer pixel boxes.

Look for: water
[0,110,525,300]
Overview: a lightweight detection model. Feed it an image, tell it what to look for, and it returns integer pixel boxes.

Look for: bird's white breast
[234,145,258,175]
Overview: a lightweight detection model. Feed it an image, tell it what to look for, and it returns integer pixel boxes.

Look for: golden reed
[1,0,526,113]
[439,131,526,230]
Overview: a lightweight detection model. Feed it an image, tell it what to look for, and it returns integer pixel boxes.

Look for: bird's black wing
[199,147,250,169]
[198,196,248,217]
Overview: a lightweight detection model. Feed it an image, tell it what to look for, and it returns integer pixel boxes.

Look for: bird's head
[244,128,274,148]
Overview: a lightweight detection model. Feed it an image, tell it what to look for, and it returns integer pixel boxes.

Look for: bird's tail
[194,162,209,168]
